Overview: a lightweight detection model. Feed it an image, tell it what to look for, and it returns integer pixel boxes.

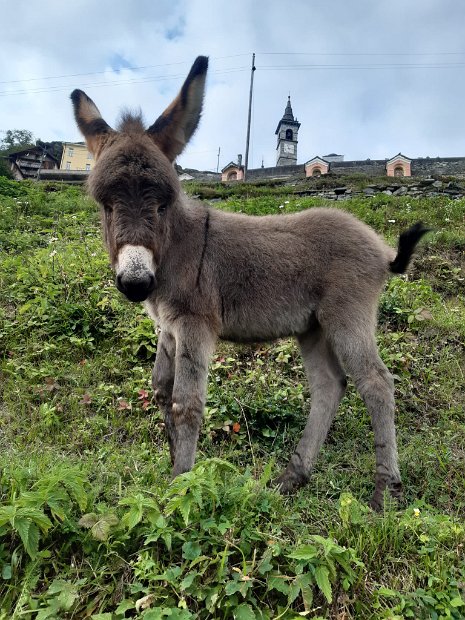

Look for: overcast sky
[1,0,464,171]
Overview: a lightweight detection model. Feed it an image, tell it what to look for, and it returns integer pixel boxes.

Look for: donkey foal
[71,56,429,510]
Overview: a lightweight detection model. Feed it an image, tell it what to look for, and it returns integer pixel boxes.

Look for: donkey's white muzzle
[115,245,156,302]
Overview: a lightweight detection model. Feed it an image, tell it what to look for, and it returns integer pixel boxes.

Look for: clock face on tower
[283,143,295,154]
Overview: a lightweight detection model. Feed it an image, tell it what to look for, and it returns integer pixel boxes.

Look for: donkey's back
[201,206,395,342]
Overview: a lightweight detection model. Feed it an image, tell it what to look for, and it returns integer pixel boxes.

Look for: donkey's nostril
[115,271,155,302]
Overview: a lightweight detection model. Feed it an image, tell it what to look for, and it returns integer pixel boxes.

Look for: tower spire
[275,95,301,167]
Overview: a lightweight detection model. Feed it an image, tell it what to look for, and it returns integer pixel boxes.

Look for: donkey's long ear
[70,89,114,158]
[147,56,208,162]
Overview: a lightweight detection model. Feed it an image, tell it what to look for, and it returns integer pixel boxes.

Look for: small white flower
[388,219,396,223]
[278,205,284,209]
[91,252,97,257]
[49,250,57,258]
[49,236,58,243]
[445,218,450,222]
[413,508,420,518]
[284,200,289,204]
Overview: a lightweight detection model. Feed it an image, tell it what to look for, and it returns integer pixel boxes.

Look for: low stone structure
[219,154,465,184]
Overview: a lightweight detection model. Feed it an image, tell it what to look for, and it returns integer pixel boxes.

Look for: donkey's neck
[159,195,209,280]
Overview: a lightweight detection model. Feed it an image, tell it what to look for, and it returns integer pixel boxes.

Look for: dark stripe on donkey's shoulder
[196,211,210,287]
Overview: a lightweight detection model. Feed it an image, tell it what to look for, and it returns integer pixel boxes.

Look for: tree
[0,129,35,152]
[36,139,63,164]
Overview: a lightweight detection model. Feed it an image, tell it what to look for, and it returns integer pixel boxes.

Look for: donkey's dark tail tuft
[390,222,432,274]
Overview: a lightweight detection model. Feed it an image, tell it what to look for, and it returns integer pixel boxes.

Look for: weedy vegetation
[0,176,464,618]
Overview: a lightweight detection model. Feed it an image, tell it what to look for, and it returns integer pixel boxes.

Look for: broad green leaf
[121,505,143,530]
[180,571,198,590]
[288,545,318,561]
[56,582,79,610]
[225,580,242,596]
[89,514,119,541]
[182,541,201,561]
[295,573,313,610]
[267,574,290,595]
[234,603,256,620]
[63,475,88,511]
[377,586,398,597]
[0,505,16,527]
[78,513,99,528]
[314,566,332,603]
[177,495,193,526]
[14,517,40,558]
[2,564,12,580]
[450,596,465,607]
[17,507,52,532]
[115,599,135,614]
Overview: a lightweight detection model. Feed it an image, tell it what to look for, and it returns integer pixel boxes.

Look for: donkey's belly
[219,304,315,343]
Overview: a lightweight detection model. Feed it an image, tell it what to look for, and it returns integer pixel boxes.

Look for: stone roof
[275,96,301,134]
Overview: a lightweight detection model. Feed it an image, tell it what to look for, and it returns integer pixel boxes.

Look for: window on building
[66,162,71,170]
[394,165,404,177]
[285,129,293,140]
[85,164,91,171]
[312,168,321,177]
[68,147,74,157]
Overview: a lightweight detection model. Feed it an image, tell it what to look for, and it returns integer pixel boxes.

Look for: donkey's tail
[389,222,431,274]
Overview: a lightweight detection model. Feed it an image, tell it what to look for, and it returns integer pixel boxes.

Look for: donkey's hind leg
[328,328,402,510]
[275,324,347,494]
[152,330,176,465]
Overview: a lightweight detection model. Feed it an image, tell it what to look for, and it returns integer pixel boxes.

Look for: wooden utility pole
[243,53,256,181]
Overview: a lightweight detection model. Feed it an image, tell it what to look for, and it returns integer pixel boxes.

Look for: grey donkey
[71,56,429,510]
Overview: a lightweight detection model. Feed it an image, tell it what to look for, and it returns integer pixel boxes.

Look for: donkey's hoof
[370,481,404,511]
[369,494,384,512]
[273,468,308,495]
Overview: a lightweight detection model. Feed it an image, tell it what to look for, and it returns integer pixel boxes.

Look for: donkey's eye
[157,204,167,215]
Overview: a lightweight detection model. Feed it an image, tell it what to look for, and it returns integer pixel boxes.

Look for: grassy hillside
[0,177,464,619]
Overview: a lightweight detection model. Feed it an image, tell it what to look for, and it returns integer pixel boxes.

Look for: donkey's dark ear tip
[191,56,209,76]
[70,89,84,104]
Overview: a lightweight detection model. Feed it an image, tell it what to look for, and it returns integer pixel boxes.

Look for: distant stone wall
[329,160,388,176]
[411,157,465,178]
[247,164,304,180]
[244,157,465,180]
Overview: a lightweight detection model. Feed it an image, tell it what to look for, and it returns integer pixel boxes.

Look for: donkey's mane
[117,109,145,134]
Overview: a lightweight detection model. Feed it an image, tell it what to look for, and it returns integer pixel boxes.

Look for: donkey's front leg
[152,330,176,464]
[171,319,216,478]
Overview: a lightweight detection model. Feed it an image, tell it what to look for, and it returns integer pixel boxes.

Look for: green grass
[0,176,464,619]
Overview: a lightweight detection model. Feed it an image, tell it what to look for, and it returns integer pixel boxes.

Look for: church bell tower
[275,96,300,166]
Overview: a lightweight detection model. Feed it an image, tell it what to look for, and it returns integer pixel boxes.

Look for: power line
[0,53,250,85]
[1,56,464,98]
[0,67,248,97]
[259,51,465,56]
[259,62,465,70]
[260,61,465,66]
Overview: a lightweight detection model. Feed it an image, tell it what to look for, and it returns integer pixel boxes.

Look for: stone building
[60,142,95,172]
[6,146,58,180]
[275,97,300,166]
[221,154,244,182]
